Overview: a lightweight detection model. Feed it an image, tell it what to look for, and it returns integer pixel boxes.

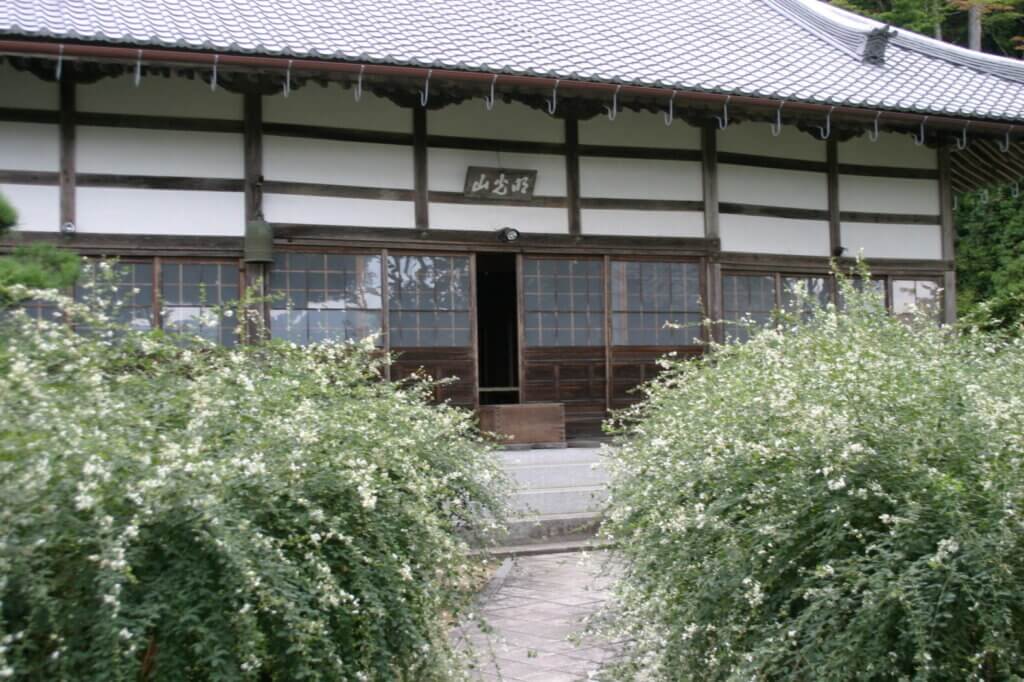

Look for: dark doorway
[476,253,519,405]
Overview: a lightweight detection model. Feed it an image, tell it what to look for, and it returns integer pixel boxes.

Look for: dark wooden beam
[826,138,841,257]
[244,93,263,221]
[413,107,429,230]
[702,124,722,342]
[565,117,582,237]
[938,144,957,324]
[1,231,243,257]
[59,78,75,230]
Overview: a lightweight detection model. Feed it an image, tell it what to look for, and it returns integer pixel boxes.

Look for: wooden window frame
[159,257,245,345]
[608,255,708,349]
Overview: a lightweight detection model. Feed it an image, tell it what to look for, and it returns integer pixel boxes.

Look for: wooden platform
[478,402,565,445]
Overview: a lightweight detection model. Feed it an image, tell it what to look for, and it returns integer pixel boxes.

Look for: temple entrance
[476,253,519,405]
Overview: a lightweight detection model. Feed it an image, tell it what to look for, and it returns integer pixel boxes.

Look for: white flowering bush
[0,276,505,680]
[600,277,1024,680]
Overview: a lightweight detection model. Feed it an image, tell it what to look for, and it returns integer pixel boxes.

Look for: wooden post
[59,78,75,230]
[938,144,957,324]
[701,124,723,341]
[603,255,612,413]
[413,107,429,230]
[565,117,582,237]
[826,137,841,259]
[243,92,269,341]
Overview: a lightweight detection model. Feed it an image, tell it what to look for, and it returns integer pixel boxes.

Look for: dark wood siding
[390,347,476,408]
[522,347,606,439]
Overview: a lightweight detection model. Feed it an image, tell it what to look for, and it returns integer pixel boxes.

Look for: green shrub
[0,243,81,294]
[599,277,1024,681]
[0,192,16,234]
[0,276,506,680]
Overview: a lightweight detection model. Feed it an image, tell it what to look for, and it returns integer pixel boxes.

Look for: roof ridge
[766,0,1024,85]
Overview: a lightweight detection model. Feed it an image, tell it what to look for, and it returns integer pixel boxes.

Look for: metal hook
[913,116,928,146]
[354,65,365,102]
[55,44,64,81]
[605,84,621,122]
[715,96,730,130]
[817,106,834,140]
[283,59,292,97]
[210,54,219,92]
[953,195,959,211]
[770,101,785,137]
[484,74,498,111]
[980,189,989,204]
[133,49,143,87]
[1012,182,1020,198]
[547,79,559,116]
[955,121,969,151]
[869,111,882,142]
[419,69,432,107]
[663,90,677,127]
[999,125,1013,153]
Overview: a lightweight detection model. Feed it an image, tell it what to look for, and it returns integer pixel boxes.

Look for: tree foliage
[0,270,507,681]
[0,192,16,235]
[955,187,1024,327]
[598,279,1024,680]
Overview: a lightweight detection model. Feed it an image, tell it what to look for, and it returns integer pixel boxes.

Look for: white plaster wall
[841,222,943,260]
[718,164,827,209]
[429,203,567,233]
[718,122,826,162]
[263,193,414,228]
[77,75,242,120]
[0,184,59,231]
[263,136,413,188]
[580,157,702,201]
[581,209,704,238]
[77,127,243,178]
[579,110,700,149]
[0,123,59,171]
[76,188,244,235]
[0,63,58,110]
[429,149,566,195]
[839,132,937,169]
[720,215,830,256]
[429,101,562,142]
[263,87,411,133]
[839,175,939,214]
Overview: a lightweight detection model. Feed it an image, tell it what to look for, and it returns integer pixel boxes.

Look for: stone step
[502,512,602,545]
[495,447,604,468]
[510,485,608,517]
[506,460,609,490]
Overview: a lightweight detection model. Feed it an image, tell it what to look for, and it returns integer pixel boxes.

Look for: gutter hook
[134,49,143,87]
[664,89,677,127]
[605,84,621,122]
[817,106,834,140]
[283,59,292,97]
[869,111,882,142]
[547,79,559,115]
[955,121,969,151]
[999,125,1013,153]
[715,95,730,130]
[771,101,785,137]
[354,64,364,102]
[420,69,432,107]
[210,54,219,92]
[484,74,498,111]
[55,44,64,81]
[913,116,928,146]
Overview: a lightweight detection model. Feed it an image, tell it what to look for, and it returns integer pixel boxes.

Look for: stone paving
[455,551,619,681]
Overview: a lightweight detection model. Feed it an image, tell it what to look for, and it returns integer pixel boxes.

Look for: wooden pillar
[826,137,841,259]
[938,144,957,324]
[59,78,75,231]
[243,92,269,341]
[701,124,723,341]
[565,117,582,237]
[413,107,429,230]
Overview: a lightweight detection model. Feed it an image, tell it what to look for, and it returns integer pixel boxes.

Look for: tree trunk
[968,3,982,51]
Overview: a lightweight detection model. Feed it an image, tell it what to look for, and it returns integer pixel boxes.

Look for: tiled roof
[3,0,1024,122]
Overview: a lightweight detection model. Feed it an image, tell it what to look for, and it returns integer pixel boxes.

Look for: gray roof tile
[3,0,1024,121]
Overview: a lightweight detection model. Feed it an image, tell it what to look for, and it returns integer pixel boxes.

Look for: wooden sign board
[463,166,538,201]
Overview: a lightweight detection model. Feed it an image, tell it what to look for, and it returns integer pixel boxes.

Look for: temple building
[2,0,1024,441]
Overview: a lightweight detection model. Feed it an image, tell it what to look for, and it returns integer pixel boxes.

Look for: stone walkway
[455,551,619,681]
